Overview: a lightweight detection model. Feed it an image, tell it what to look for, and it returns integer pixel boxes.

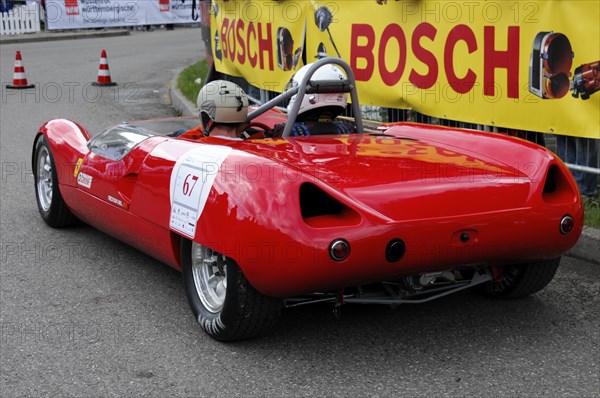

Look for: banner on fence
[212,0,600,139]
[45,0,200,29]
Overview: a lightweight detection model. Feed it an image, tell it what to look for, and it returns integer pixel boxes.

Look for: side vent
[542,164,578,204]
[299,183,360,227]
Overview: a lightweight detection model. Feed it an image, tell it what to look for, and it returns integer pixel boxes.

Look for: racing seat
[269,121,355,137]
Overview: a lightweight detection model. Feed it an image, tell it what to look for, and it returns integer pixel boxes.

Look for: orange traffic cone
[6,51,35,89]
[92,49,117,86]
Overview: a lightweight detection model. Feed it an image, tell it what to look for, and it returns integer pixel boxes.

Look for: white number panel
[169,146,232,238]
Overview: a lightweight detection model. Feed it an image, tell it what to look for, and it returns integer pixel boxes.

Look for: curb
[568,226,599,264]
[0,30,130,45]
[169,65,599,265]
[169,70,198,117]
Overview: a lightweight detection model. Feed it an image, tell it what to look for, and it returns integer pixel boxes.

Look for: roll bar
[245,57,364,137]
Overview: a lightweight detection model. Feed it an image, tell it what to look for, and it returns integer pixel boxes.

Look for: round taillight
[560,215,574,234]
[386,239,406,262]
[329,239,350,261]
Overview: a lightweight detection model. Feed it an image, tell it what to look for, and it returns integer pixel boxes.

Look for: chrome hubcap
[191,242,227,313]
[36,146,53,212]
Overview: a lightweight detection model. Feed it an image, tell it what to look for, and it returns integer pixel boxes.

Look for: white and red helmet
[287,63,348,117]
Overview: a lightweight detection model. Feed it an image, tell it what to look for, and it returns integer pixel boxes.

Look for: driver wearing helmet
[198,80,249,139]
[172,80,249,140]
[270,63,354,137]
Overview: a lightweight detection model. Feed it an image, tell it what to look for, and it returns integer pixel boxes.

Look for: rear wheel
[181,240,282,341]
[482,258,561,298]
[33,135,77,227]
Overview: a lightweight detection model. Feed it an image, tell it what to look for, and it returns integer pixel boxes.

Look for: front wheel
[482,257,561,299]
[181,240,282,341]
[33,135,77,227]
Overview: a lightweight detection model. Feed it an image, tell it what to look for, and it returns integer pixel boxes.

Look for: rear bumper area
[391,208,582,271]
[248,204,583,297]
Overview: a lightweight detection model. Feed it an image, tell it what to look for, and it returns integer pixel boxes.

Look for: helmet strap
[204,119,214,135]
[201,112,213,136]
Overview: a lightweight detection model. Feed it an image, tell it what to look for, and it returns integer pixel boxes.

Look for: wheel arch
[179,236,282,341]
[32,119,91,188]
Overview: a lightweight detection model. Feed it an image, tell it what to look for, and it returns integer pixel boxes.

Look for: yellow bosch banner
[211,0,308,90]
[212,1,600,138]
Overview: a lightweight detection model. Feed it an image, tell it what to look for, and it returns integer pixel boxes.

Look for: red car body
[32,59,583,340]
[35,115,582,297]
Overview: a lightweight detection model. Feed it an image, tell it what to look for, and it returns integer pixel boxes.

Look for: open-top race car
[33,58,583,341]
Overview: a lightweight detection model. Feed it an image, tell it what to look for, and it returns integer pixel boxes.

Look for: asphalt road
[1,30,599,397]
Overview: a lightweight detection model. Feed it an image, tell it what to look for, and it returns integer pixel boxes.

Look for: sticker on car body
[74,158,83,177]
[77,172,93,188]
[108,195,123,207]
[169,145,232,238]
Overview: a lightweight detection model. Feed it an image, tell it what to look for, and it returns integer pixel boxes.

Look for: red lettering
[247,22,257,67]
[350,23,522,100]
[350,24,375,81]
[220,19,229,60]
[484,26,520,98]
[256,22,274,71]
[379,24,406,86]
[410,23,438,89]
[227,19,236,61]
[236,19,246,64]
[445,25,477,94]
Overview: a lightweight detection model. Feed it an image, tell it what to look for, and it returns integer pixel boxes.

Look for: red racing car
[33,59,583,341]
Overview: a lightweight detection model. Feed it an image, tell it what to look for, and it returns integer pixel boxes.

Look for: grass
[177,59,209,104]
[584,198,600,229]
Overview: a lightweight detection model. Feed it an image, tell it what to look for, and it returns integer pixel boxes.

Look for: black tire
[181,239,282,341]
[482,257,561,299]
[33,135,77,227]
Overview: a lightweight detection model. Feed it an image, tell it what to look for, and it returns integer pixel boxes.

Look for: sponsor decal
[73,158,83,177]
[77,172,93,189]
[108,195,123,207]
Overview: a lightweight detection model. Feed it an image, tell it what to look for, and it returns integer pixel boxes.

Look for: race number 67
[183,174,199,196]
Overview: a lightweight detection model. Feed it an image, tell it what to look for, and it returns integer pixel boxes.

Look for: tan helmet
[197,80,249,133]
